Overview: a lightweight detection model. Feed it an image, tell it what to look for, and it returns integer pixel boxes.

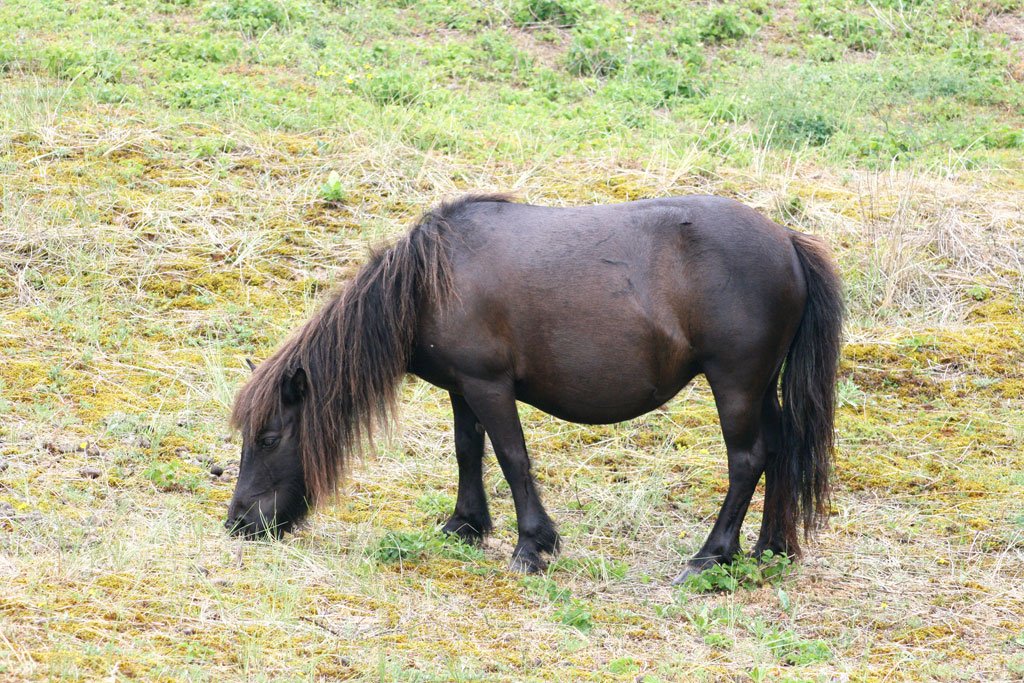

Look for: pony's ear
[281,367,306,405]
[245,358,257,372]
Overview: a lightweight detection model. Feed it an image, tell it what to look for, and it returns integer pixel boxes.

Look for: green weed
[372,530,484,564]
[747,618,833,665]
[143,460,205,493]
[677,552,793,594]
[319,171,348,204]
[624,54,703,104]
[204,0,305,35]
[685,604,741,649]
[606,657,640,675]
[356,70,428,107]
[698,4,761,44]
[800,1,885,51]
[566,18,628,77]
[44,45,125,83]
[554,600,594,632]
[513,0,595,27]
[520,575,594,632]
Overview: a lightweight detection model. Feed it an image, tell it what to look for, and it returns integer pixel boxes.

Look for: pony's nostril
[225,515,249,535]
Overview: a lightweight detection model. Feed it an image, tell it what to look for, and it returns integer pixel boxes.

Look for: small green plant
[44,46,125,83]
[677,552,792,594]
[372,531,483,564]
[513,0,594,26]
[606,657,640,675]
[417,0,501,29]
[191,136,238,158]
[414,491,454,518]
[204,0,303,35]
[319,171,347,204]
[782,637,831,665]
[747,618,832,665]
[684,604,739,649]
[555,600,593,632]
[435,536,485,562]
[805,34,843,62]
[372,531,431,563]
[967,285,990,301]
[520,575,592,631]
[356,70,425,107]
[143,461,204,493]
[747,666,769,683]
[566,19,627,77]
[800,2,884,51]
[521,575,572,603]
[470,32,534,83]
[625,54,702,104]
[0,40,21,72]
[897,334,938,352]
[777,111,837,147]
[837,377,867,408]
[165,34,241,64]
[166,74,242,111]
[698,5,759,44]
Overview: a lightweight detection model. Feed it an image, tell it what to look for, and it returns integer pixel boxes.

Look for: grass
[1,0,1023,680]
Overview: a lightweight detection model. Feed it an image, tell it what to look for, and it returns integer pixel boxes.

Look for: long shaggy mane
[229,194,514,502]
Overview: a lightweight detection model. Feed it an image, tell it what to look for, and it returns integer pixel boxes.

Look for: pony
[226,194,843,582]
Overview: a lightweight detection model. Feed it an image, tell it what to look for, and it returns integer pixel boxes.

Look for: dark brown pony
[227,194,843,582]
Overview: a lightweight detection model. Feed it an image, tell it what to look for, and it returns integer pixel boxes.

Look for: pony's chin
[226,518,289,540]
[225,489,311,540]
[226,510,304,540]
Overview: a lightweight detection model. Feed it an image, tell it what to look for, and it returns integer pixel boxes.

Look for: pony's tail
[772,231,844,555]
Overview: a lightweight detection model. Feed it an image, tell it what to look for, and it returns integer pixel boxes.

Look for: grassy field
[2,0,1023,680]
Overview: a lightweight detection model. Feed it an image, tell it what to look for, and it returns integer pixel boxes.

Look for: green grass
[1,0,1023,680]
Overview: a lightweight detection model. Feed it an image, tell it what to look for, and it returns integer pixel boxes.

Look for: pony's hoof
[441,516,488,545]
[509,550,547,574]
[671,561,713,585]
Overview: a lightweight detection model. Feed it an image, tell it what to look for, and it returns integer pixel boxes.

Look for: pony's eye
[258,436,280,450]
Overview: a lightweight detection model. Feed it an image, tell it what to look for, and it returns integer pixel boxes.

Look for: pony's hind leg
[459,378,559,573]
[441,393,493,544]
[752,384,794,558]
[673,366,771,584]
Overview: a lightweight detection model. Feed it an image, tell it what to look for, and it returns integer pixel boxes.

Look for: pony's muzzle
[225,513,285,539]
[225,501,286,539]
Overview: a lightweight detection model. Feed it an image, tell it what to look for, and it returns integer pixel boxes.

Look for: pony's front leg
[460,379,560,573]
[441,392,492,544]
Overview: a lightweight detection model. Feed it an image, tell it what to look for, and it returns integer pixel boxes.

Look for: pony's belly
[507,328,699,425]
[514,373,692,425]
[519,397,666,425]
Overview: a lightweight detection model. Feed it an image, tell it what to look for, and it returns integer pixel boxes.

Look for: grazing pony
[227,194,843,582]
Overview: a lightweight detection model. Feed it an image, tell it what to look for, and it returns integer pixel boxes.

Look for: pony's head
[224,197,465,540]
[226,366,310,538]
[223,292,388,540]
